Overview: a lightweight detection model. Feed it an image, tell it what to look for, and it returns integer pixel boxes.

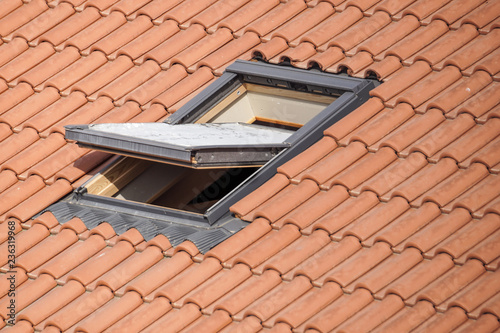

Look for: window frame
[67,60,377,226]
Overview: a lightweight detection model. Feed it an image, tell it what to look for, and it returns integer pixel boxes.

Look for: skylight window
[65,60,376,225]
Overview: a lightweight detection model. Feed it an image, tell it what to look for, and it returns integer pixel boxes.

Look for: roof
[0,0,499,332]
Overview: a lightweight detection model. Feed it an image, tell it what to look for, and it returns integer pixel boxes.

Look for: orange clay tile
[278,136,337,179]
[406,259,484,306]
[139,23,206,65]
[307,191,379,235]
[43,51,107,93]
[467,47,500,77]
[210,0,280,33]
[333,196,409,241]
[51,150,112,184]
[252,37,289,62]
[363,55,402,80]
[151,67,214,108]
[12,3,74,42]
[462,134,500,169]
[16,227,77,273]
[415,163,488,208]
[208,269,280,316]
[244,180,319,222]
[335,294,405,333]
[409,24,478,66]
[352,152,427,196]
[294,141,367,185]
[64,11,127,51]
[206,218,271,263]
[0,175,45,216]
[404,113,475,158]
[392,66,462,108]
[15,47,80,88]
[276,186,348,230]
[363,202,440,247]
[436,118,500,163]
[228,224,301,268]
[325,97,385,141]
[304,46,345,70]
[0,38,29,67]
[0,170,18,194]
[426,213,500,260]
[328,50,373,75]
[186,310,232,332]
[94,100,141,123]
[182,264,251,309]
[300,288,373,332]
[396,208,472,254]
[375,253,454,300]
[370,62,432,101]
[441,269,500,313]
[0,223,49,268]
[133,0,183,20]
[327,11,391,53]
[323,147,397,190]
[397,0,451,20]
[0,42,54,83]
[470,293,500,319]
[439,30,500,71]
[185,0,251,29]
[2,133,66,175]
[70,55,133,96]
[366,0,415,16]
[371,300,435,333]
[452,82,500,119]
[116,228,144,246]
[0,273,56,318]
[381,157,458,203]
[160,0,218,24]
[239,275,312,322]
[243,0,307,37]
[115,20,178,61]
[167,28,233,70]
[197,32,261,70]
[0,0,48,37]
[345,247,422,294]
[78,0,120,12]
[371,108,445,153]
[121,251,192,297]
[315,241,392,287]
[264,282,342,328]
[0,83,34,116]
[105,296,172,332]
[44,285,113,331]
[64,240,134,286]
[253,230,330,275]
[24,144,88,180]
[141,303,201,333]
[35,7,101,48]
[96,60,160,101]
[382,20,448,62]
[454,314,500,332]
[94,245,162,291]
[73,290,142,332]
[428,0,486,25]
[153,257,221,302]
[342,104,415,147]
[413,307,465,332]
[88,15,153,56]
[459,0,500,28]
[17,279,84,326]
[298,6,363,49]
[473,190,500,218]
[267,2,334,43]
[0,269,27,299]
[0,0,23,20]
[128,103,168,122]
[0,88,60,129]
[106,0,152,16]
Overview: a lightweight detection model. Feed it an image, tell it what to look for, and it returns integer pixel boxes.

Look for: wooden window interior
[85,156,258,214]
[195,83,336,127]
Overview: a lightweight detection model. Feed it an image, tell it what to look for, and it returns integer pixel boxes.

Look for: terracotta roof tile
[0,0,499,330]
[243,0,307,37]
[395,207,471,253]
[36,7,101,48]
[0,0,48,37]
[44,285,113,331]
[16,280,84,326]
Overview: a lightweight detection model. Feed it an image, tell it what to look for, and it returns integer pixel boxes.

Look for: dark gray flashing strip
[38,200,246,253]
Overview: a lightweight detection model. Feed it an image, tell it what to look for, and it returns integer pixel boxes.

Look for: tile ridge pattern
[0,0,499,331]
